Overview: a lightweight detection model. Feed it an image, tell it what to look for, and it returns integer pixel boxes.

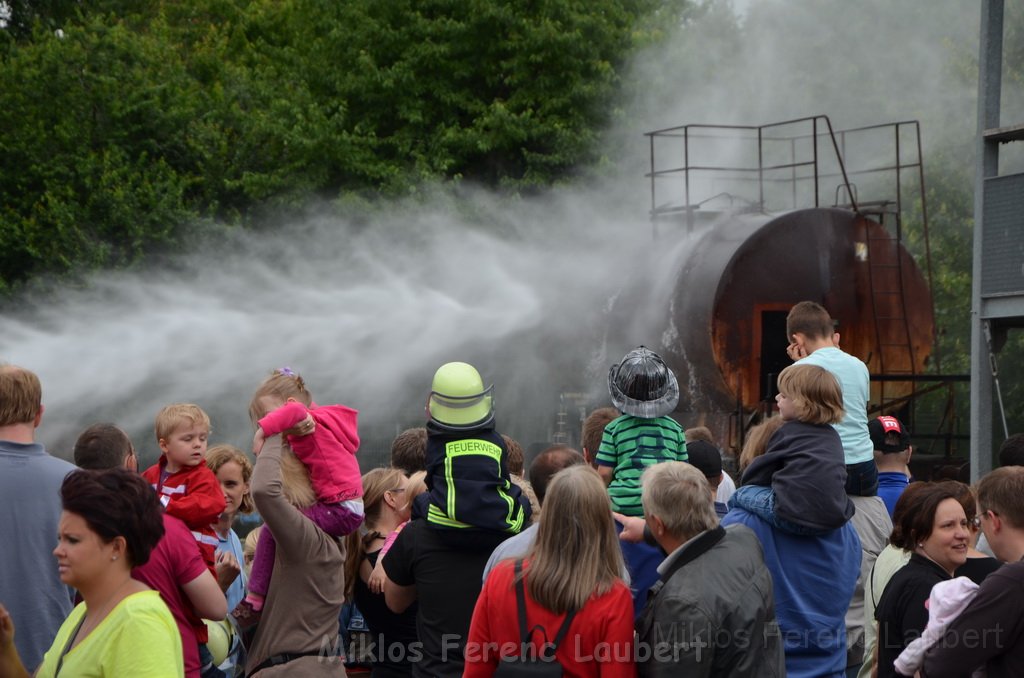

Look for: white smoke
[2,0,1007,463]
[2,186,656,465]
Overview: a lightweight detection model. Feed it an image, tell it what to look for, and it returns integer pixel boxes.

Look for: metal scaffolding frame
[971,0,1024,479]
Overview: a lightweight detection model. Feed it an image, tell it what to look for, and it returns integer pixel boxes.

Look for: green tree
[0,0,688,291]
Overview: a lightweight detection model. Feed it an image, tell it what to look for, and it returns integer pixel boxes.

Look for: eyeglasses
[388,488,406,494]
[971,515,982,529]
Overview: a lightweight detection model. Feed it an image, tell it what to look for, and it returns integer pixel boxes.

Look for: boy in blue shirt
[786,301,877,496]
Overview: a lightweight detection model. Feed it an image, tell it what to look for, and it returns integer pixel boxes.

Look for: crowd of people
[2,299,1024,678]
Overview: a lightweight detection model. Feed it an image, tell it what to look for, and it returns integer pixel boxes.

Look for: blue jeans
[845,460,879,497]
[198,643,227,678]
[728,485,830,536]
[615,521,663,620]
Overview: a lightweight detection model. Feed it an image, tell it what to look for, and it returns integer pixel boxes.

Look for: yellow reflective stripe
[444,454,457,520]
[431,438,525,532]
[427,504,472,528]
[495,476,521,532]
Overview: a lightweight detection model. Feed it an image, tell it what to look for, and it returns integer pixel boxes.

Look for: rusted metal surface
[607,207,935,453]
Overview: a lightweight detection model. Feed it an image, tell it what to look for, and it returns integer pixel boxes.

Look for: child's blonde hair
[243,526,262,577]
[206,444,255,514]
[776,364,844,425]
[154,403,211,443]
[248,368,312,424]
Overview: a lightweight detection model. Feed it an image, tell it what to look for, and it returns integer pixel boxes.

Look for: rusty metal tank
[606,207,935,448]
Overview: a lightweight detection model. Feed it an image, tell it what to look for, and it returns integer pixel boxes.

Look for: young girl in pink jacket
[237,367,363,620]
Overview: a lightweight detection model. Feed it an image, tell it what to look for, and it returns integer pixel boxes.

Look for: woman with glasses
[345,467,419,678]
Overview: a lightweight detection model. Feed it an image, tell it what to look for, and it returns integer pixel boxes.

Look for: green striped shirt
[595,414,687,516]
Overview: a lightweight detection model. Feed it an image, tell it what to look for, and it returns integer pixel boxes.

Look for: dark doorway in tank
[759,310,789,405]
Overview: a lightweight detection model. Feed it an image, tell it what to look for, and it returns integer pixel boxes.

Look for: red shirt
[464,560,636,678]
[133,514,210,676]
[142,458,225,574]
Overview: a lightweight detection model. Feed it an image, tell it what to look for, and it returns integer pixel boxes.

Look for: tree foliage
[0,0,685,291]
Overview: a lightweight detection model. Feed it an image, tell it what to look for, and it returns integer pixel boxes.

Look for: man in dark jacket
[636,461,784,677]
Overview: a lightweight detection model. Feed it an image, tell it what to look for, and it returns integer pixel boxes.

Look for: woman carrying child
[242,429,346,676]
[235,367,363,624]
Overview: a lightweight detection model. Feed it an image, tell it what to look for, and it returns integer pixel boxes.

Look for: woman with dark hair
[463,465,635,677]
[0,467,182,677]
[873,482,970,678]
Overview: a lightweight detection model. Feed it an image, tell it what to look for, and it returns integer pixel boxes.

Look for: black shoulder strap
[547,607,578,656]
[514,559,530,645]
[868,558,880,608]
[513,559,578,659]
[54,613,87,677]
[659,525,728,584]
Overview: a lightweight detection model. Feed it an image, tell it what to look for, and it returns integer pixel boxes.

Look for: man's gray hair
[641,461,719,540]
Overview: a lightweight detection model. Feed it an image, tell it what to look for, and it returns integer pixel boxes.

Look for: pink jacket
[259,401,362,504]
[895,576,981,677]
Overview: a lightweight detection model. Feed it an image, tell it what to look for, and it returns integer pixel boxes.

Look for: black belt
[249,650,324,676]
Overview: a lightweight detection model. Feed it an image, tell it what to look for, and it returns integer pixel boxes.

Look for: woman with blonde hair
[464,465,635,677]
[207,444,254,612]
[345,467,418,678]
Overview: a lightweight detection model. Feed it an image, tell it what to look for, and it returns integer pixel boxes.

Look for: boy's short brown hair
[977,466,1024,529]
[74,423,134,470]
[154,403,211,442]
[0,364,42,427]
[390,427,427,474]
[786,301,834,341]
[776,363,844,425]
[581,407,620,456]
